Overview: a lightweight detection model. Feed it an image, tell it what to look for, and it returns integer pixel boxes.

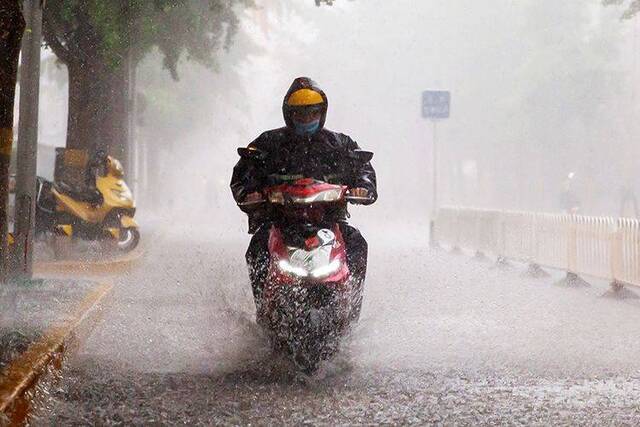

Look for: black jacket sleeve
[230,135,268,211]
[230,134,273,233]
[343,135,378,205]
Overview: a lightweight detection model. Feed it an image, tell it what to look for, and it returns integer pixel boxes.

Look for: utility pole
[0,1,26,283]
[126,46,137,189]
[13,0,43,279]
[124,1,138,189]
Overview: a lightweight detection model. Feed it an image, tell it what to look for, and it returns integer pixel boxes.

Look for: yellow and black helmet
[282,77,328,130]
[286,88,324,107]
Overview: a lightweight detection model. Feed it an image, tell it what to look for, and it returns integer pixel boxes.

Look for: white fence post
[494,213,511,268]
[473,211,487,261]
[603,219,640,299]
[451,208,462,254]
[523,213,549,278]
[553,216,591,288]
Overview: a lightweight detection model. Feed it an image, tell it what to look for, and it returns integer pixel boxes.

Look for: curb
[34,247,144,276]
[0,283,113,425]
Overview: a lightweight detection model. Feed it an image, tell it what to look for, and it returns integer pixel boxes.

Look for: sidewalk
[0,278,112,424]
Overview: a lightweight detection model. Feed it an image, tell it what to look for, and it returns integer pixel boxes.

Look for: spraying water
[21,0,640,423]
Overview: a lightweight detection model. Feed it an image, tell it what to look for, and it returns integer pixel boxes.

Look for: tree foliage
[603,0,640,19]
[43,0,251,78]
[41,0,254,152]
[41,0,334,153]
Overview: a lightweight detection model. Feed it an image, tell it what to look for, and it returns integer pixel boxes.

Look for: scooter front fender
[56,224,73,237]
[106,227,120,239]
[119,215,138,229]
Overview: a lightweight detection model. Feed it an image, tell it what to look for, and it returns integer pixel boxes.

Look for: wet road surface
[31,223,640,425]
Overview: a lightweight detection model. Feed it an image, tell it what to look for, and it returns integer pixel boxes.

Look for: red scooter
[237,149,373,373]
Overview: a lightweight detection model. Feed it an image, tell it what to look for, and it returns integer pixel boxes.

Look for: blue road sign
[422,90,450,119]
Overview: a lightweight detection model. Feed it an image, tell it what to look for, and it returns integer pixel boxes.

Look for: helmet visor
[290,105,323,124]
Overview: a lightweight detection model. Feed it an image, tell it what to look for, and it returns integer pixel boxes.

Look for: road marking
[0,128,13,156]
[34,247,144,276]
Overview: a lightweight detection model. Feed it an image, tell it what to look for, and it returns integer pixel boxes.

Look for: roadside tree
[42,0,250,160]
[0,1,25,282]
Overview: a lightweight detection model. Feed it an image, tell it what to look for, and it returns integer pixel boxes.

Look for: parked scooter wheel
[116,228,140,252]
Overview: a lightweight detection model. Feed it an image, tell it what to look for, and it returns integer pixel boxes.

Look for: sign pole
[422,90,449,247]
[429,119,438,247]
[432,119,438,217]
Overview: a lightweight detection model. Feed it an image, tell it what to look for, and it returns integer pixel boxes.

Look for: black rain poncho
[230,77,378,233]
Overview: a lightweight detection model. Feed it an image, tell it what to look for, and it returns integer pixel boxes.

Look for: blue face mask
[293,120,321,136]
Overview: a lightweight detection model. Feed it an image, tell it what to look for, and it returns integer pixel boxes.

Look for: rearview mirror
[237,147,267,161]
[350,150,374,163]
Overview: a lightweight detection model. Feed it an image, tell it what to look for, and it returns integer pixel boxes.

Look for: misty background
[30,0,640,229]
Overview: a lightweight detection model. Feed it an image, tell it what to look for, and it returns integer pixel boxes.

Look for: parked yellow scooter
[36,156,140,252]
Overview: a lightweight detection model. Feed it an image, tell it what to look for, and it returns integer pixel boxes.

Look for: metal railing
[434,207,640,289]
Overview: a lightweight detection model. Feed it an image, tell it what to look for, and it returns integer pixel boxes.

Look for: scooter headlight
[278,260,308,278]
[277,258,342,279]
[311,259,342,278]
[111,188,132,201]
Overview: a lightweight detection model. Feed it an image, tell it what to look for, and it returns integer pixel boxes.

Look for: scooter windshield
[287,229,336,272]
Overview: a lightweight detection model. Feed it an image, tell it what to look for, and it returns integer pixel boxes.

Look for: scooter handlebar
[238,187,374,207]
[237,198,266,208]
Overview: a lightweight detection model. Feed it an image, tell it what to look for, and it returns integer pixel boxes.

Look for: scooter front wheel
[116,228,140,252]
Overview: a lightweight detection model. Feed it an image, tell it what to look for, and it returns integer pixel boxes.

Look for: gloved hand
[348,188,369,197]
[244,192,263,203]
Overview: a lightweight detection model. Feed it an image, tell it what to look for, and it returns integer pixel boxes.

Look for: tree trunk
[66,59,129,163]
[0,1,25,282]
[42,4,133,170]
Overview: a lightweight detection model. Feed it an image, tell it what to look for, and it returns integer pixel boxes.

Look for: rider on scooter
[231,77,378,307]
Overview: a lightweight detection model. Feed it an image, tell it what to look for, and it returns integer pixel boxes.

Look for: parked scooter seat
[54,181,103,205]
